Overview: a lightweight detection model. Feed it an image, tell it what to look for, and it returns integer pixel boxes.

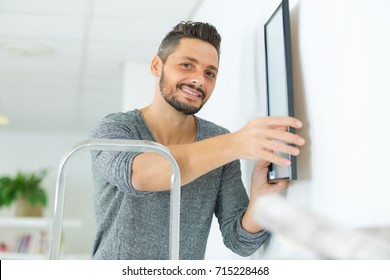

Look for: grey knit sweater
[89,109,269,259]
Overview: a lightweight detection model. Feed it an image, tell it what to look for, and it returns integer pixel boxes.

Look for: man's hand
[250,160,289,197]
[231,117,304,166]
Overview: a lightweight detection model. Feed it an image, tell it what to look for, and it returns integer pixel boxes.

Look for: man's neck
[140,104,197,146]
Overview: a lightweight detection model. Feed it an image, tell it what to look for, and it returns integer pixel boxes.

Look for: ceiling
[0,0,203,133]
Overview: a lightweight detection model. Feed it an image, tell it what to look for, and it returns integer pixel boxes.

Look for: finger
[263,140,300,156]
[259,149,291,167]
[258,116,303,129]
[268,181,288,191]
[254,159,271,169]
[263,129,305,146]
[275,181,289,188]
[275,126,288,131]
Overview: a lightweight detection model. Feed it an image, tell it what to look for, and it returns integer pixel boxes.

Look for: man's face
[158,38,219,115]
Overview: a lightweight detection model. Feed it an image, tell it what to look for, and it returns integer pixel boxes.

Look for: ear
[150,55,162,78]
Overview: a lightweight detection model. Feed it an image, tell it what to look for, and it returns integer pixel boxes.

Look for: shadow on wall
[290,3,311,182]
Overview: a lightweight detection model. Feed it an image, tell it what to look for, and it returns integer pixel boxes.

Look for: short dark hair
[157,21,221,63]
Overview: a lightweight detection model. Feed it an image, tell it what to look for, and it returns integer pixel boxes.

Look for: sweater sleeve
[89,112,151,196]
[214,159,270,257]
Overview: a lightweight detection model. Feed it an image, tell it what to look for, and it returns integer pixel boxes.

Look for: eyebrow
[182,56,219,73]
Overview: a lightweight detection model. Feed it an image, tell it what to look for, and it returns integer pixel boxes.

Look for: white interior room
[1,0,390,260]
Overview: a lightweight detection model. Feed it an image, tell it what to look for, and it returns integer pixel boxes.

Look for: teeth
[182,88,200,97]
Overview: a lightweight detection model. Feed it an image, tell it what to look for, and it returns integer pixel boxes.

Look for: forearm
[241,199,265,234]
[242,160,290,233]
[131,133,237,192]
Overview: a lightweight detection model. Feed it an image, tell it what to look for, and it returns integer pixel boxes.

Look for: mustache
[177,83,206,98]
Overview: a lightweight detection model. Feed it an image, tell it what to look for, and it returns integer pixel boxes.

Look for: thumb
[254,159,271,170]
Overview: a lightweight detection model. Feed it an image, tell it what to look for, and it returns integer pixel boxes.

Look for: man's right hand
[231,116,305,166]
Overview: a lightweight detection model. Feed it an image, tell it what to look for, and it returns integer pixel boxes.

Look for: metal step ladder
[48,139,181,260]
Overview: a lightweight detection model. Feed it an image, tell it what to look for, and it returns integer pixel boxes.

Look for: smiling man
[157,40,217,115]
[90,21,304,260]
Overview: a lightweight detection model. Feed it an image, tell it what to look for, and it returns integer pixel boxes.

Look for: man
[90,21,304,259]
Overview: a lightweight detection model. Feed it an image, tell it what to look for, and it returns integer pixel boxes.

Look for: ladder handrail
[48,139,181,260]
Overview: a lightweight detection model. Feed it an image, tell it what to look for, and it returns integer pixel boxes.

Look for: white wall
[297,0,390,227]
[122,61,155,111]
[192,0,390,259]
[280,0,390,258]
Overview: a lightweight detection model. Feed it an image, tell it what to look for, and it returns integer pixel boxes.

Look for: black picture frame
[264,0,297,182]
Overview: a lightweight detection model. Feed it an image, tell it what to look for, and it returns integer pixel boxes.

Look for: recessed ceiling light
[0,42,53,57]
[0,115,9,125]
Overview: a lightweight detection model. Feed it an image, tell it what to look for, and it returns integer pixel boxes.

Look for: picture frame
[264,0,297,182]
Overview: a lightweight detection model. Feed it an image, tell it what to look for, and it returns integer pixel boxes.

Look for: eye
[206,71,216,78]
[181,63,192,69]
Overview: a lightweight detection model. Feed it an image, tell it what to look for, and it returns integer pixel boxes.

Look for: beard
[159,69,206,115]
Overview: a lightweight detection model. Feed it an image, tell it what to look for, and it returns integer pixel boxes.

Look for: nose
[190,72,205,87]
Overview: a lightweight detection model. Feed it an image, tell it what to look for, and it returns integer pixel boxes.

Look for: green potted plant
[0,169,48,217]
